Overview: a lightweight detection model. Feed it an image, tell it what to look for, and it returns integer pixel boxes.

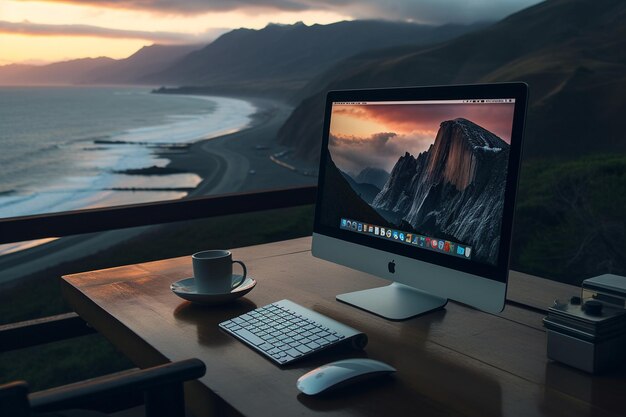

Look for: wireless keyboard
[219,299,367,365]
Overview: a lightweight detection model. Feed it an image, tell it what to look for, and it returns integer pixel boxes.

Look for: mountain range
[0,57,115,86]
[0,20,482,97]
[0,44,198,86]
[277,0,626,161]
[142,20,483,97]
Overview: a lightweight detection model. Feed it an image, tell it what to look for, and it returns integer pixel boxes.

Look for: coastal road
[185,97,313,197]
[0,97,312,286]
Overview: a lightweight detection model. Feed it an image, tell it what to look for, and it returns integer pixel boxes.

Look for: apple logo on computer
[388,260,395,274]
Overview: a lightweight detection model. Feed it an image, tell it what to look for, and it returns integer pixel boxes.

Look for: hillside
[0,57,115,85]
[0,44,202,86]
[277,0,626,161]
[144,20,484,97]
[82,44,202,84]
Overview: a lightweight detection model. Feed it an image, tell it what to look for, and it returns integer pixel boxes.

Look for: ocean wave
[111,96,255,145]
[0,94,255,221]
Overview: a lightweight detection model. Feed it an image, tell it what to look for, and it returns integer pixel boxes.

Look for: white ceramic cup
[191,250,247,294]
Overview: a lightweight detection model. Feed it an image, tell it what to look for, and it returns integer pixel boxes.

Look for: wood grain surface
[61,237,626,417]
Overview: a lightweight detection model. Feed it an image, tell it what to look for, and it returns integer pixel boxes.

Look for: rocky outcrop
[372,118,509,264]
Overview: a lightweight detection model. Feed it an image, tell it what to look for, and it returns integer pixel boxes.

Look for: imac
[312,83,528,320]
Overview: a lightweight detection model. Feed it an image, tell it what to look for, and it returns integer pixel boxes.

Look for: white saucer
[170,274,256,305]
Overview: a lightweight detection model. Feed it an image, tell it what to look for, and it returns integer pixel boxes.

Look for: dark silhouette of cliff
[143,20,484,98]
[355,167,390,189]
[277,0,626,161]
[319,151,391,230]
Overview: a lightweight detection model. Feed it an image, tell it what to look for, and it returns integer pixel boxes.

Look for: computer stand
[337,282,448,320]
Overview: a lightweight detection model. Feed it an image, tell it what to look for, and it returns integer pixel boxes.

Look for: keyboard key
[285,348,302,358]
[295,345,312,355]
[233,328,265,346]
[258,343,273,351]
[306,342,321,350]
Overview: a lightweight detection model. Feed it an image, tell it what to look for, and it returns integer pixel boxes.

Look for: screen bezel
[313,83,528,283]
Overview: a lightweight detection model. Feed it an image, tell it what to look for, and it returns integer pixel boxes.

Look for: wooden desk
[60,237,626,417]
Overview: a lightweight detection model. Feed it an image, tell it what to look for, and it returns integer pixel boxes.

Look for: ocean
[0,86,256,221]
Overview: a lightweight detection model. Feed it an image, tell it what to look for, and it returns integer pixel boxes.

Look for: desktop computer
[222,83,527,366]
[312,83,528,319]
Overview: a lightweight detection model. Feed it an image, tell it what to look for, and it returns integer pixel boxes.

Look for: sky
[329,102,515,174]
[0,0,541,65]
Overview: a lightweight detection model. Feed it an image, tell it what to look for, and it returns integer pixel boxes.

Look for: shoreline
[112,95,285,195]
[0,94,315,287]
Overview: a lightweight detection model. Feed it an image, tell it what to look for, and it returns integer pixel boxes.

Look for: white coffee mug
[191,250,247,294]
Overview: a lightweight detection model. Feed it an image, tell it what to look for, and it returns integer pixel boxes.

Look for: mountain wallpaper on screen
[327,118,509,265]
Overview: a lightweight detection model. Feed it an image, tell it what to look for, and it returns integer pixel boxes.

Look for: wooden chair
[0,358,206,417]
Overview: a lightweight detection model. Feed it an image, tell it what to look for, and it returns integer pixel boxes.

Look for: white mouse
[296,358,396,395]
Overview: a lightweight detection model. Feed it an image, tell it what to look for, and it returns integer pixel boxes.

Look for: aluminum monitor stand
[337,282,447,321]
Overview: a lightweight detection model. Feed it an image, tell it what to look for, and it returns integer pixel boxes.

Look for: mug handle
[232,260,247,288]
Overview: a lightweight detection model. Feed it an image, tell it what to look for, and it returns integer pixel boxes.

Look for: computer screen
[312,83,527,318]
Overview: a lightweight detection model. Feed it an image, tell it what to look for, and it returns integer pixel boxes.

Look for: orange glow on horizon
[1,34,151,64]
[331,113,391,138]
[0,0,351,65]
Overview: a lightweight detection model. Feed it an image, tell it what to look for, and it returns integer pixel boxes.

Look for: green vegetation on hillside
[511,154,626,285]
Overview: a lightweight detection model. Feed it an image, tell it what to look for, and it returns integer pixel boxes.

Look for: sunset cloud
[18,0,541,24]
[330,131,397,147]
[15,0,314,14]
[0,20,226,43]
[333,103,515,143]
[330,130,434,174]
[329,102,516,174]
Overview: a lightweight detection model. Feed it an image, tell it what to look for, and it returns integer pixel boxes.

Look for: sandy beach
[168,96,314,196]
[0,96,315,286]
